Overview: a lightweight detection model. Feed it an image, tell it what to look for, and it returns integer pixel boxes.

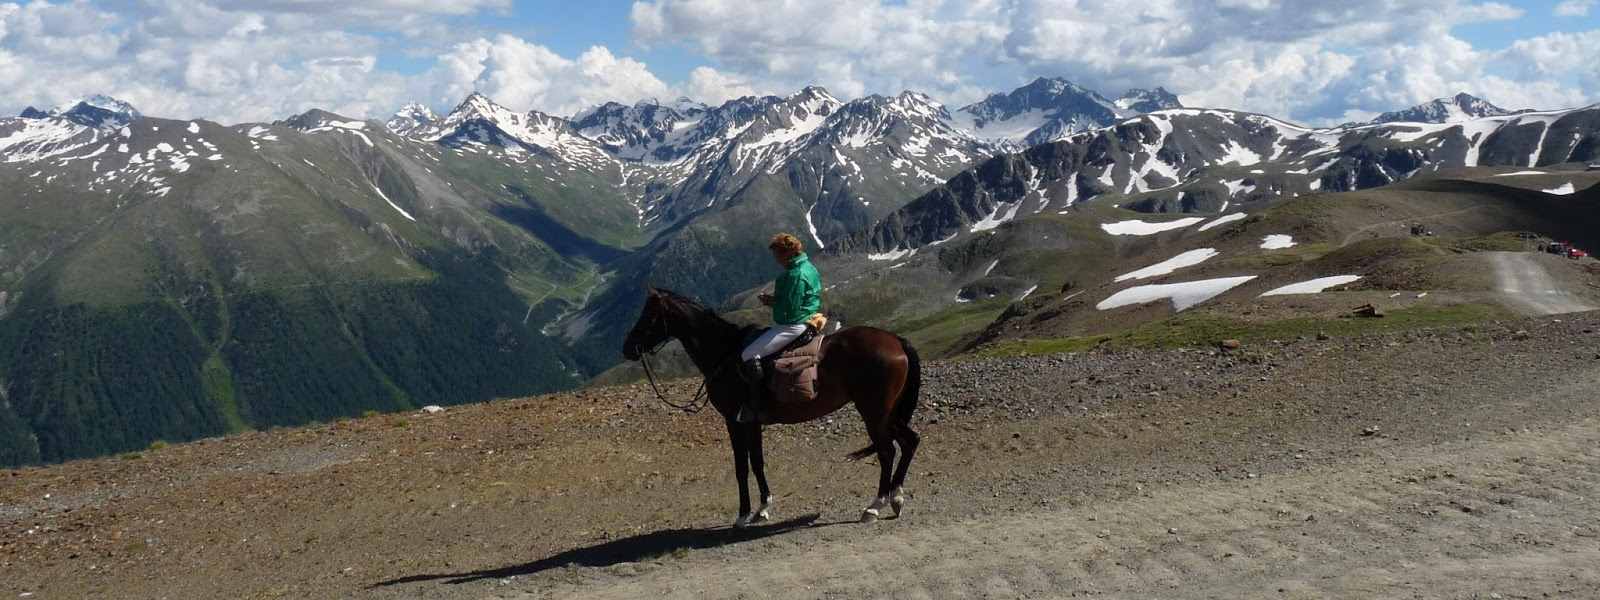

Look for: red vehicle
[1569,247,1588,260]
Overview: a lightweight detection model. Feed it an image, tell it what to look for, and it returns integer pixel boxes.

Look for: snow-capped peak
[385,103,437,136]
[36,95,141,129]
[1115,87,1183,114]
[1372,92,1518,124]
[954,77,1121,147]
[50,95,141,120]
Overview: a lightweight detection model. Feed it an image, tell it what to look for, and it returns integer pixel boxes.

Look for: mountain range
[1,78,1595,466]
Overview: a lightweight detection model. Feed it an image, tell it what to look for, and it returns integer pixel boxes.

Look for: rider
[737,233,822,423]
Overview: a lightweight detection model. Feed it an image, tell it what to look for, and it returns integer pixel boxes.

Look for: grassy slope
[963,176,1600,358]
[0,124,622,466]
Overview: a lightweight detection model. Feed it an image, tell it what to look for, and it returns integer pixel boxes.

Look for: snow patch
[1260,275,1362,297]
[1097,276,1258,312]
[371,185,416,222]
[1494,171,1546,177]
[1260,235,1296,249]
[1198,212,1248,231]
[1221,178,1257,197]
[1100,217,1205,236]
[1543,183,1576,195]
[869,248,915,262]
[1114,248,1220,282]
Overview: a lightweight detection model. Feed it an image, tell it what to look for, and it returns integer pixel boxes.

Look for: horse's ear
[646,286,660,298]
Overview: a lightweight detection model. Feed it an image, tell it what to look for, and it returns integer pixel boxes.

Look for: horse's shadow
[370,513,834,588]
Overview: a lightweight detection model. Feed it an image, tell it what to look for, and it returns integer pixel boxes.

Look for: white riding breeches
[741,324,809,362]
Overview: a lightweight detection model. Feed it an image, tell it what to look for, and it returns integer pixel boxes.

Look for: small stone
[1362,426,1381,437]
[1167,528,1179,535]
[1316,331,1331,341]
[421,405,444,414]
[1220,339,1243,351]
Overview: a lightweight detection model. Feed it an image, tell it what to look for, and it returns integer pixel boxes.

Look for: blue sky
[1,0,1595,125]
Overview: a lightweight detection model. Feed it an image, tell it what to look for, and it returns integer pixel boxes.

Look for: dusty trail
[536,420,1600,599]
[1337,206,1486,247]
[1490,251,1595,315]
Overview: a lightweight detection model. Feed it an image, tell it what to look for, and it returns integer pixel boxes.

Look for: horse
[621,287,923,527]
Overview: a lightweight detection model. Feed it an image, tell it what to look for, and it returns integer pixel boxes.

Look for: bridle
[633,305,734,414]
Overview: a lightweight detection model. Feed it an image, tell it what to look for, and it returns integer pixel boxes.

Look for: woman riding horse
[621,245,923,526]
[738,233,823,424]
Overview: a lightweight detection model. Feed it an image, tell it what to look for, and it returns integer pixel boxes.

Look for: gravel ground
[3,314,1600,599]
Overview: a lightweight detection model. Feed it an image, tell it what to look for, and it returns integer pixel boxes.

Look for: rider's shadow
[370,513,835,588]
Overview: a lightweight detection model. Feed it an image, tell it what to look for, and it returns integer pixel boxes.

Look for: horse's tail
[893,335,922,428]
[846,335,922,461]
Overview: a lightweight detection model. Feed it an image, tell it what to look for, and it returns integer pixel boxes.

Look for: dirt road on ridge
[1490,251,1596,315]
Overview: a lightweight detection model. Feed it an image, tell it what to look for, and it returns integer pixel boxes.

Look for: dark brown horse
[621,288,923,526]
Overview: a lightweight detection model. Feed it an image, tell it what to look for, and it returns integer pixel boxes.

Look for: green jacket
[772,252,822,325]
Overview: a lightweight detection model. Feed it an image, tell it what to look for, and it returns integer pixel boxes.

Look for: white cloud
[684,66,762,104]
[630,0,1589,125]
[632,0,1008,106]
[1555,0,1595,16]
[0,0,1593,127]
[426,36,672,116]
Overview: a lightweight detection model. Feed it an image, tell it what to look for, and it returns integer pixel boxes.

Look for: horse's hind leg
[860,427,897,523]
[889,423,920,517]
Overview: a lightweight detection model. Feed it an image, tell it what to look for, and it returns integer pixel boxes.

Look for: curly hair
[768,233,804,255]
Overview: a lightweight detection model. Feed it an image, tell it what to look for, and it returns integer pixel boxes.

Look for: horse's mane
[653,288,748,336]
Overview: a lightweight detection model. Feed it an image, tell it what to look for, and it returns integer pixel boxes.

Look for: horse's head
[622,287,673,361]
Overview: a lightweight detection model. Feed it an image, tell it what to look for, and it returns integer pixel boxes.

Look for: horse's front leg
[749,424,774,524]
[726,421,754,528]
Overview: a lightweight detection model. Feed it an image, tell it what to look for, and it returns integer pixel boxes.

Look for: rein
[639,340,734,414]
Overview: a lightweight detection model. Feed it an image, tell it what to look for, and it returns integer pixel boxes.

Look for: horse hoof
[891,496,906,517]
[734,513,754,529]
[860,508,880,523]
[753,507,772,523]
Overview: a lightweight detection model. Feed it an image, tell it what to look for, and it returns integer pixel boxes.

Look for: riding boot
[736,358,766,424]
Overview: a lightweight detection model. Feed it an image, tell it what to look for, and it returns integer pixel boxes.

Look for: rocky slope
[854,105,1600,255]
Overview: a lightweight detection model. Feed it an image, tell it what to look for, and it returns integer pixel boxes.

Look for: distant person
[738,233,823,423]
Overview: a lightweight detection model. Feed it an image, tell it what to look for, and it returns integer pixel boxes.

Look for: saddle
[754,314,829,405]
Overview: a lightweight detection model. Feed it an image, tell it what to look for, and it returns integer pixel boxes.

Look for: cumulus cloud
[424,36,672,116]
[632,0,1593,125]
[632,0,1009,105]
[1555,0,1595,16]
[0,0,1593,126]
[683,66,763,104]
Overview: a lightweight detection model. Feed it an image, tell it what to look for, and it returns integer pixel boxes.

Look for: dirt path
[1490,251,1596,315]
[1338,206,1485,247]
[533,419,1600,599]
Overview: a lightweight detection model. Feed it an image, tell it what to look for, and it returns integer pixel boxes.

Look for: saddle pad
[769,333,824,405]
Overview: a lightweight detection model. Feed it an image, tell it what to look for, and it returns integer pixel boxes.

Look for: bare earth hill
[4,313,1600,598]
